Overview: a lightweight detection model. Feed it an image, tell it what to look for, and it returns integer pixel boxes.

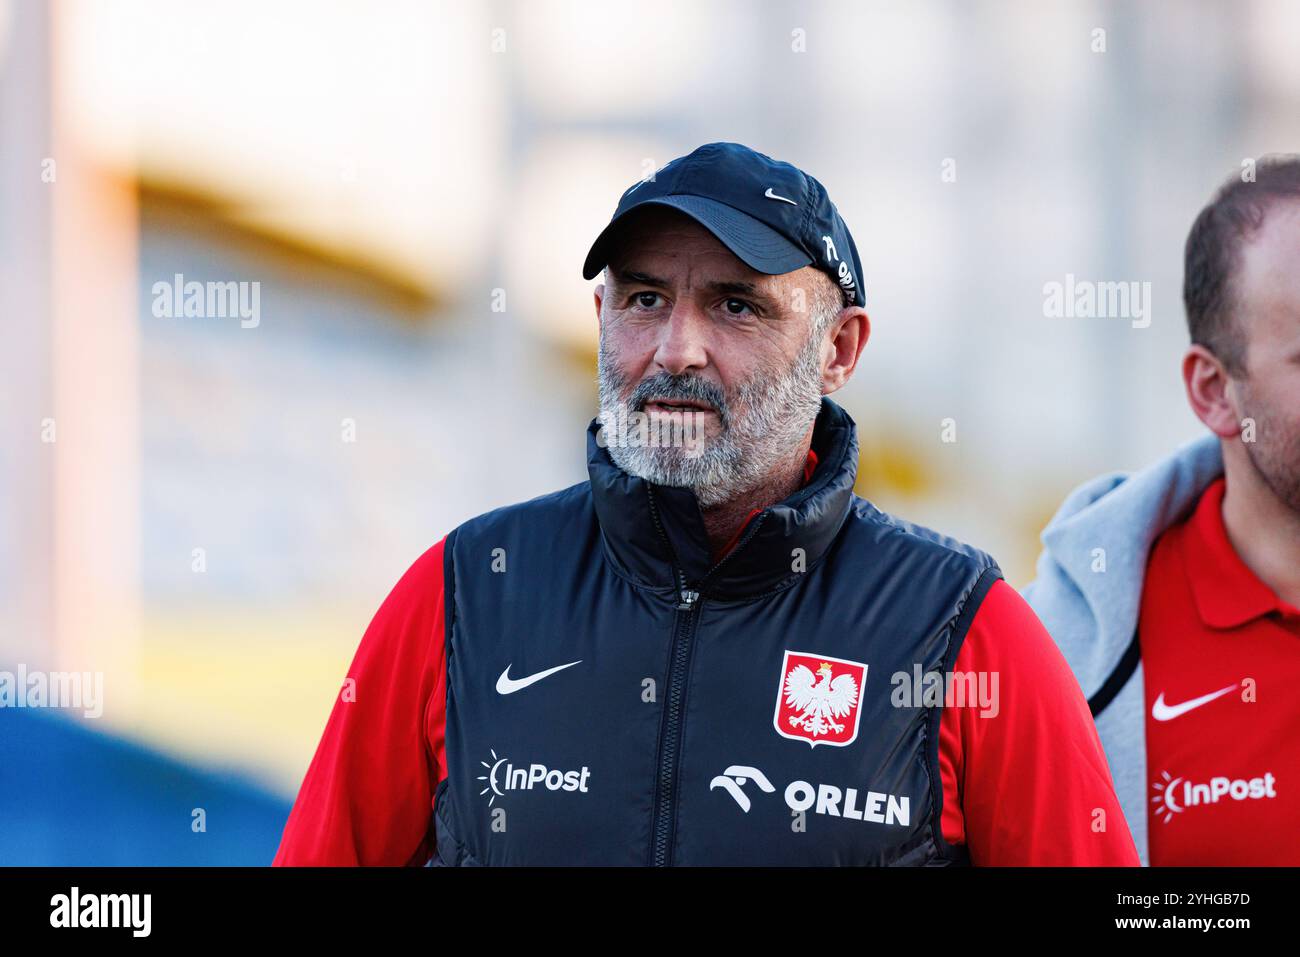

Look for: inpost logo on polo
[1151,769,1277,824]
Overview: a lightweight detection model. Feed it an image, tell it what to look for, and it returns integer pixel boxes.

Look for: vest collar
[587,396,859,601]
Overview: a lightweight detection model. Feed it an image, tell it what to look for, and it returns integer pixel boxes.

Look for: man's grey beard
[597,331,826,508]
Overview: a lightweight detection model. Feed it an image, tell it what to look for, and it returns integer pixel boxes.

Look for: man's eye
[723,298,754,316]
[633,292,662,309]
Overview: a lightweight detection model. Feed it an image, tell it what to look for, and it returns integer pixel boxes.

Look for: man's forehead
[608,254,772,290]
[1240,200,1300,279]
[1238,201,1300,317]
[1234,202,1300,358]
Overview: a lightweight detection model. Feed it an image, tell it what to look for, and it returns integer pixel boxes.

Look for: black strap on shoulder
[1087,626,1140,717]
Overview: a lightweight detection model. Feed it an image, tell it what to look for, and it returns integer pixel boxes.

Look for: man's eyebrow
[702,276,780,310]
[607,268,670,288]
[703,278,780,308]
[608,269,781,308]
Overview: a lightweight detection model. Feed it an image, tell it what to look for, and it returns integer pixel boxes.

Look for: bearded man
[275,143,1137,866]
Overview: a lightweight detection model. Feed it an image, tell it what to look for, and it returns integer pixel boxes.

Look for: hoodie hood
[1027,434,1224,694]
[1022,432,1224,866]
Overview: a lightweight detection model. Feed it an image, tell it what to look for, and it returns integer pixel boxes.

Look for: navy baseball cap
[582,142,865,308]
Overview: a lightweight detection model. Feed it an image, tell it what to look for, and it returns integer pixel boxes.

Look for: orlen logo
[1152,769,1277,824]
[477,748,591,806]
[711,765,910,826]
[785,780,909,827]
[709,765,776,813]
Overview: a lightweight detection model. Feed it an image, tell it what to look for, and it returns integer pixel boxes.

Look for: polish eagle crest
[773,651,867,747]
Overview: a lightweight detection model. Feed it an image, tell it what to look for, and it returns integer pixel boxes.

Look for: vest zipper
[651,581,700,866]
[645,487,768,866]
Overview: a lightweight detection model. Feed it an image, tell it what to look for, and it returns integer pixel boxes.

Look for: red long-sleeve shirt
[274,533,1138,866]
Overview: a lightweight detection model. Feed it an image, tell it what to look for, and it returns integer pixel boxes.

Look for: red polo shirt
[1140,477,1300,865]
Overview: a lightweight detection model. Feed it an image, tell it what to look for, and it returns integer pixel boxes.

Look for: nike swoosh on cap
[764,187,797,206]
[495,660,582,695]
[1151,684,1237,721]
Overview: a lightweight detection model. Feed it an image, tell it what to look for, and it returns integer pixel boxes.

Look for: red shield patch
[773,650,867,748]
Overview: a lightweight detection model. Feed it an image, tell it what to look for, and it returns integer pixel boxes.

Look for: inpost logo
[1152,769,1277,824]
[477,748,591,806]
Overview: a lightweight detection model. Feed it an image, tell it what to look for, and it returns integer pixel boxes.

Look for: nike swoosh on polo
[764,187,797,206]
[1151,684,1237,721]
[495,660,583,695]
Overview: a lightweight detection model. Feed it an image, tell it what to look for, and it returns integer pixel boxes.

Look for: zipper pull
[677,589,700,611]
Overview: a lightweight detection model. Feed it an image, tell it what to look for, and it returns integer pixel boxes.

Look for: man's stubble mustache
[596,330,825,506]
[596,343,737,486]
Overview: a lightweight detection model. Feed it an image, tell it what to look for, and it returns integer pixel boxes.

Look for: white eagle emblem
[773,651,867,747]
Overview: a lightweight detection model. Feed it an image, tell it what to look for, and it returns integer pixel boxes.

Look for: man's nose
[652,302,709,375]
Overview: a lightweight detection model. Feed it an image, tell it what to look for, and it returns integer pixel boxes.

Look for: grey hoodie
[1021,434,1224,865]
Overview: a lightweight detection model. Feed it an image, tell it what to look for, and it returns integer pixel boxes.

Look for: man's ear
[821,307,870,394]
[1183,344,1242,439]
[593,283,605,330]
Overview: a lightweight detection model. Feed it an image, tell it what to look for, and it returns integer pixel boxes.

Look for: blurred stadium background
[1,0,1297,863]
